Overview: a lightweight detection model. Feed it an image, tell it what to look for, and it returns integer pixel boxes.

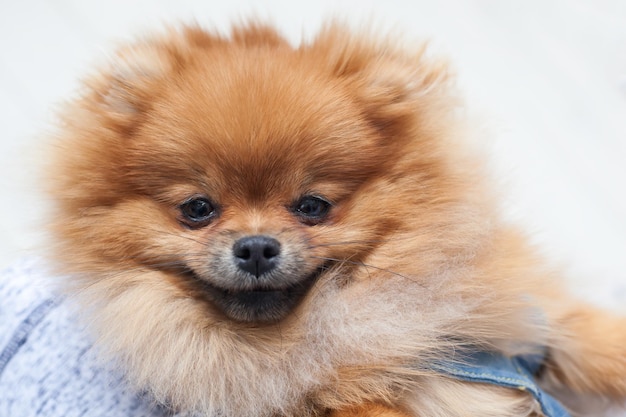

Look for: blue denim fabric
[432,351,570,417]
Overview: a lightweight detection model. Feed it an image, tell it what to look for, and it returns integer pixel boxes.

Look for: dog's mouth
[189,265,327,324]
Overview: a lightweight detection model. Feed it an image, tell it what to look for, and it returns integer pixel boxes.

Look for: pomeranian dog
[46,23,626,417]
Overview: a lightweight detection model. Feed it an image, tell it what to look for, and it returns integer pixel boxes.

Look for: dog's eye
[292,195,331,224]
[179,197,217,227]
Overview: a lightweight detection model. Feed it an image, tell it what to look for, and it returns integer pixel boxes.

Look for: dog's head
[48,24,473,326]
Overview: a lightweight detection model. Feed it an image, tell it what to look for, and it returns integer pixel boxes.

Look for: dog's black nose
[232,235,281,278]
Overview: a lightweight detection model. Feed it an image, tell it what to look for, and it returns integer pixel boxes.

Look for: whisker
[307,236,413,249]
[310,255,427,288]
[124,225,210,246]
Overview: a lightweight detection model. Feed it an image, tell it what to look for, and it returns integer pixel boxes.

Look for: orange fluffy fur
[45,23,626,416]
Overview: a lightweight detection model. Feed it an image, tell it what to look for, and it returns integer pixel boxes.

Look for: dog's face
[122,47,400,323]
[50,26,469,327]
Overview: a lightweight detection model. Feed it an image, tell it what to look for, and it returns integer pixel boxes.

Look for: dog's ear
[83,24,289,132]
[80,29,199,132]
[309,25,453,136]
[230,22,290,47]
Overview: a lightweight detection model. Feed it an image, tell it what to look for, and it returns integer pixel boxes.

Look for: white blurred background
[1,0,625,308]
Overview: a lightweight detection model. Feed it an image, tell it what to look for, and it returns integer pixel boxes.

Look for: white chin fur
[78,268,475,416]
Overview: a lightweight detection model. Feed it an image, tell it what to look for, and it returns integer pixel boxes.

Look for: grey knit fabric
[0,258,173,417]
